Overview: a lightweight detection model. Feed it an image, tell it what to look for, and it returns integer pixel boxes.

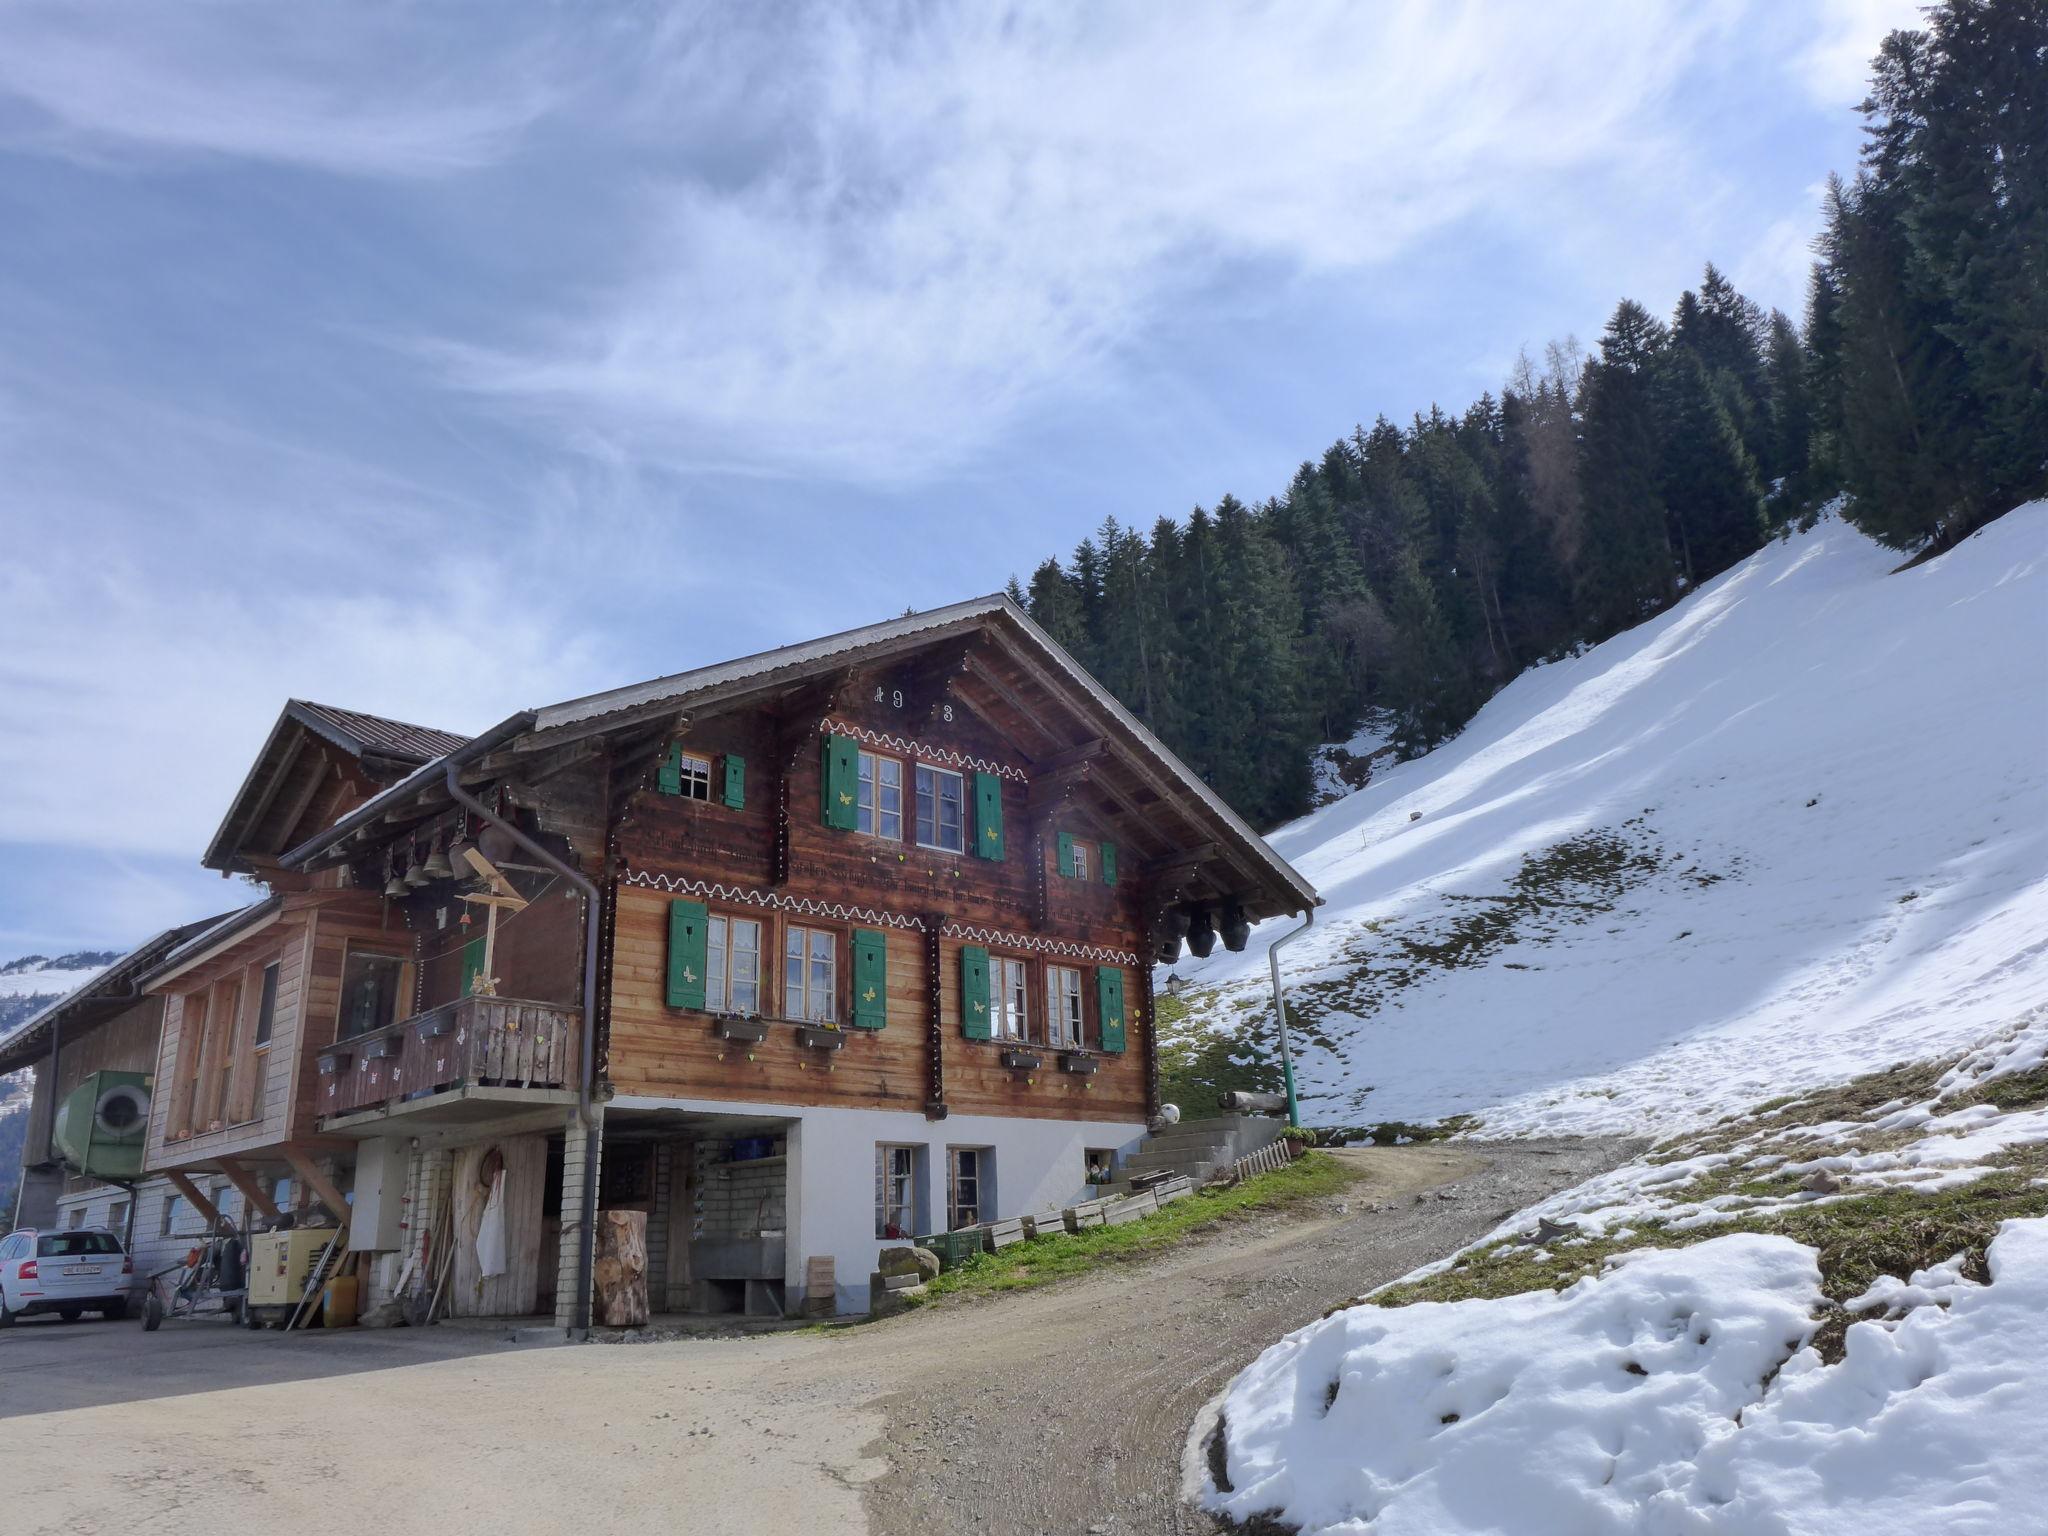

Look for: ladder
[284,1230,347,1332]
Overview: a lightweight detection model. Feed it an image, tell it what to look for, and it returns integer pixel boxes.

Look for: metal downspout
[1266,907,1316,1129]
[443,764,602,1342]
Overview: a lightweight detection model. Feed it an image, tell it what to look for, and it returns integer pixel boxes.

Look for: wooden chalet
[157,598,1314,1327]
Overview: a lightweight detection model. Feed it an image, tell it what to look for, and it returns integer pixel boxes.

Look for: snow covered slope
[1175,504,2048,1135]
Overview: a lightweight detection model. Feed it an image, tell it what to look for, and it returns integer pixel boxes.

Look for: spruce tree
[1655,348,1766,581]
[1576,300,1675,636]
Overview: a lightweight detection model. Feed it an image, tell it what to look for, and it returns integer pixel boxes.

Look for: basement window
[948,1147,989,1230]
[876,1144,917,1239]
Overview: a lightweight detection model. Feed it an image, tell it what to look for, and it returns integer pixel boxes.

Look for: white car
[0,1227,133,1324]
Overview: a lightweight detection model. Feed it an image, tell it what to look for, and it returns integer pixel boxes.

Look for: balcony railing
[316,995,578,1121]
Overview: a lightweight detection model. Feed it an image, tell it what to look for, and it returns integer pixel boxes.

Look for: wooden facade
[605,671,1156,1125]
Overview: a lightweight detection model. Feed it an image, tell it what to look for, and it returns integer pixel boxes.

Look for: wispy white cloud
[0,546,605,858]
[1791,0,1929,105]
[0,1,560,177]
[449,1,1740,486]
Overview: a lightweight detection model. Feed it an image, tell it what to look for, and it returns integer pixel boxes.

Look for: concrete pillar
[554,1107,603,1332]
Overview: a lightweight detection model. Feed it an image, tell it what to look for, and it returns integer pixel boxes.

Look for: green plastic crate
[914,1229,985,1271]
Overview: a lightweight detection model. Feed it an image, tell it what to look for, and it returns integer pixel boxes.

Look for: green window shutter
[657,742,683,796]
[1100,841,1118,885]
[821,734,859,829]
[666,899,709,1011]
[1095,967,1127,1053]
[973,772,1005,861]
[1057,831,1077,878]
[851,929,888,1030]
[722,754,746,809]
[460,936,487,997]
[959,945,992,1041]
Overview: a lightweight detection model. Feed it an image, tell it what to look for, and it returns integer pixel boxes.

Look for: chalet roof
[289,700,468,763]
[203,699,469,874]
[0,914,233,1075]
[281,595,1319,918]
[532,595,1015,732]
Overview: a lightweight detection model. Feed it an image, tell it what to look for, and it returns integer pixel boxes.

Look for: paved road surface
[0,1139,1633,1535]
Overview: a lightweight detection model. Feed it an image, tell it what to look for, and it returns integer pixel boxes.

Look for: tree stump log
[593,1209,649,1327]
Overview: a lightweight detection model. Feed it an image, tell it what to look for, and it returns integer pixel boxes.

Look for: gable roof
[280,595,1319,918]
[203,699,469,874]
[0,914,234,1075]
[289,700,468,764]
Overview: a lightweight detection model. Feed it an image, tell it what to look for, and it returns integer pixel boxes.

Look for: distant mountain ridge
[1,946,117,1219]
[0,950,120,978]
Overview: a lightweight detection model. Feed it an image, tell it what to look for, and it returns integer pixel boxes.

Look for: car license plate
[63,1265,100,1276]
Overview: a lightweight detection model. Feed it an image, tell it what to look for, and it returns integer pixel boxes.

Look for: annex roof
[203,699,470,874]
[0,914,235,1075]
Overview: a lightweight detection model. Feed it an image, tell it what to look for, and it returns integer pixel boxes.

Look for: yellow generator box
[247,1228,338,1308]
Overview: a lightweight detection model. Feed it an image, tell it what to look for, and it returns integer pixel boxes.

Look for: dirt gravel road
[0,1138,1632,1536]
[859,1137,1634,1535]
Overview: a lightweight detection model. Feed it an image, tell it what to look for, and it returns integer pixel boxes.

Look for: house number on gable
[875,679,952,722]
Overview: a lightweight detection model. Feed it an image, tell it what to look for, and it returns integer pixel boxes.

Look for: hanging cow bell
[402,844,430,887]
[421,833,454,881]
[1219,903,1252,953]
[478,822,518,865]
[1154,903,1190,964]
[1185,906,1217,959]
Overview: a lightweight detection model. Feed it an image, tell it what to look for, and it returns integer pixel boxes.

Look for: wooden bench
[1152,1175,1196,1206]
[1021,1208,1065,1239]
[982,1217,1026,1251]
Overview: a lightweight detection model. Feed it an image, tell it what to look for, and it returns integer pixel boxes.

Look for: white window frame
[706,914,763,1015]
[948,1146,989,1230]
[785,924,839,1024]
[876,1144,917,1239]
[1071,841,1090,881]
[915,764,965,853]
[992,957,1030,1042]
[856,750,904,840]
[676,752,713,801]
[1048,965,1084,1049]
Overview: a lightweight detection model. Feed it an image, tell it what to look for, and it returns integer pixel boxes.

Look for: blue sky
[0,0,1918,955]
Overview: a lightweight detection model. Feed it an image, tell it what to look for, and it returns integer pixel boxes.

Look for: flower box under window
[714,1016,770,1045]
[1059,1051,1099,1075]
[794,1023,844,1051]
[1000,1048,1042,1071]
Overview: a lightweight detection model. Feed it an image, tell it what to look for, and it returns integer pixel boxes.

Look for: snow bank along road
[0,1140,1630,1536]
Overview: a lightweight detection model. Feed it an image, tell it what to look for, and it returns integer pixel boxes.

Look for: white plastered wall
[610,1095,1145,1314]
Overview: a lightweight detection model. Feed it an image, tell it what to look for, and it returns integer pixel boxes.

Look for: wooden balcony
[316,996,578,1125]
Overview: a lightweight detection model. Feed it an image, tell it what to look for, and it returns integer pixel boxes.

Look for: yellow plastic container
[321,1273,359,1329]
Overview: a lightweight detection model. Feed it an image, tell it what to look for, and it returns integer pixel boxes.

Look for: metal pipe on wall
[1265,907,1316,1129]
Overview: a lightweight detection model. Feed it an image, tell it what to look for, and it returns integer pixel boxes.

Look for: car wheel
[142,1291,165,1331]
[57,1305,83,1322]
